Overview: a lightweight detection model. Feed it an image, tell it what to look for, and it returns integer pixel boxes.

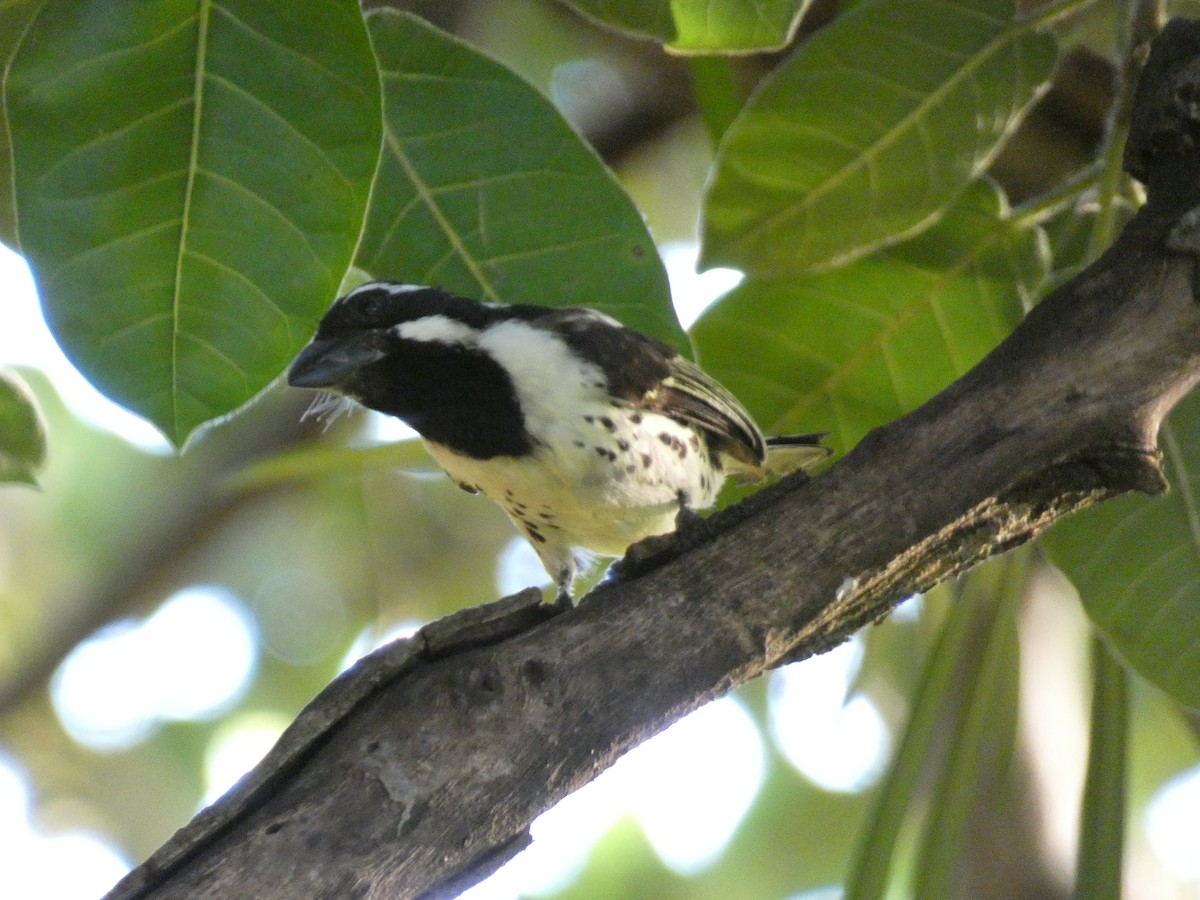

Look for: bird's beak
[287,333,386,389]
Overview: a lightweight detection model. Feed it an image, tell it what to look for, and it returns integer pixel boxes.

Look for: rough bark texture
[108,20,1200,900]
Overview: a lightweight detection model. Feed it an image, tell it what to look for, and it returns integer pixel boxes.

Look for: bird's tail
[731,433,832,481]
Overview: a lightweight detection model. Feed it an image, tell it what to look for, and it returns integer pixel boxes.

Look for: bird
[287,282,830,604]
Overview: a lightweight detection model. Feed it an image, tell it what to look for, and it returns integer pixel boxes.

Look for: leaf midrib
[382,124,500,301]
[721,1,1023,256]
[171,0,212,438]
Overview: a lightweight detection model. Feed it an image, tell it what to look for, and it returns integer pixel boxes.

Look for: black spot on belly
[641,453,652,468]
[630,413,643,424]
[599,416,615,431]
[616,438,630,451]
[595,446,617,462]
[658,432,688,458]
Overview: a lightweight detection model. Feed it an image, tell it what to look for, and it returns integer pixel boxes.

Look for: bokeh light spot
[664,242,743,329]
[769,637,892,793]
[495,536,552,596]
[203,711,292,807]
[627,695,764,874]
[0,750,130,898]
[52,585,258,749]
[1145,764,1200,883]
[254,570,348,665]
[461,696,764,898]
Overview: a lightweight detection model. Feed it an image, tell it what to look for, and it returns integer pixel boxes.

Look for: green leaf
[913,554,1022,897]
[558,0,676,43]
[559,0,812,53]
[360,11,684,350]
[692,180,1043,450]
[1045,391,1200,711]
[689,56,743,144]
[701,0,1059,276]
[0,368,46,485]
[8,1,382,446]
[0,0,41,251]
[1074,635,1128,900]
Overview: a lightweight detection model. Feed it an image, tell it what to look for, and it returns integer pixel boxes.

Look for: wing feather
[531,307,768,464]
[650,356,766,465]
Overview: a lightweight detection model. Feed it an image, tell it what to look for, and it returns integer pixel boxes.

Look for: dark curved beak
[287,333,386,389]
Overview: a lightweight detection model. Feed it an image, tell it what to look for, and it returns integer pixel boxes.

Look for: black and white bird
[288,282,830,603]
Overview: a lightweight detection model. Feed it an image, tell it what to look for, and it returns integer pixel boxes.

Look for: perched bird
[288,282,830,603]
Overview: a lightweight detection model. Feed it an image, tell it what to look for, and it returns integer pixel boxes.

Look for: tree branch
[107,20,1200,900]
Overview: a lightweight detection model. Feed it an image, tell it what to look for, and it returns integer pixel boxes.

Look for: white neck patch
[478,319,607,432]
[391,315,479,345]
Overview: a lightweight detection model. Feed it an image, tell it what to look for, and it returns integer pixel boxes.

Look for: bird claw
[674,505,705,531]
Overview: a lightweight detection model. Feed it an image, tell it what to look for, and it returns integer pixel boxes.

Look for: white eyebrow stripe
[391,315,479,345]
[342,282,426,302]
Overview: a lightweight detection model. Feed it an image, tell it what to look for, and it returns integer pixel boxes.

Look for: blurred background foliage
[0,1,1199,898]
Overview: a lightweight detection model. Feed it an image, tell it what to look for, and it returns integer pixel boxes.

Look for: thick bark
[108,20,1200,900]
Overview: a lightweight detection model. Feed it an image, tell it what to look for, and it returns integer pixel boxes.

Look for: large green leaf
[0,0,41,251]
[701,0,1058,277]
[1045,391,1200,711]
[559,0,812,53]
[0,368,45,485]
[7,1,382,446]
[692,180,1043,450]
[557,0,675,43]
[360,11,684,350]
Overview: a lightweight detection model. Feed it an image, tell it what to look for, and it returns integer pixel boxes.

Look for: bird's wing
[531,307,767,464]
[650,355,766,466]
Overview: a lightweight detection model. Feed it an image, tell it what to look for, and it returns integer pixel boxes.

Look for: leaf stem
[1009,165,1101,229]
[1073,636,1128,900]
[1020,0,1103,31]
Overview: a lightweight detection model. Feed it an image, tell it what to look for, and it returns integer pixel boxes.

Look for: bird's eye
[359,293,387,321]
